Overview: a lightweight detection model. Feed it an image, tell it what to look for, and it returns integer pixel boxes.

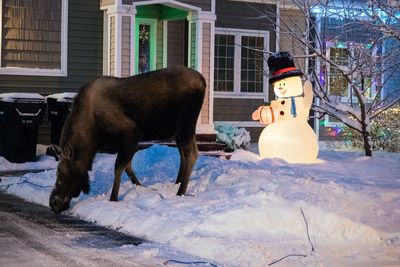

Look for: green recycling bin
[0,93,46,163]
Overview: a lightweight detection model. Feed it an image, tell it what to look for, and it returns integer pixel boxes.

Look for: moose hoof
[110,196,119,202]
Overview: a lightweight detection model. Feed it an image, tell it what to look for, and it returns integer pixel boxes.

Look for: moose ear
[63,143,75,160]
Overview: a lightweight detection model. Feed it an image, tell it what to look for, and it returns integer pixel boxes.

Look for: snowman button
[281,100,285,105]
[280,111,285,116]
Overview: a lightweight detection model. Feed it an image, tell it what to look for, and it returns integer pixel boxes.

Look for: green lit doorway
[134,4,192,74]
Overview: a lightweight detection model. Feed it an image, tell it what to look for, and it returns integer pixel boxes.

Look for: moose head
[49,144,90,213]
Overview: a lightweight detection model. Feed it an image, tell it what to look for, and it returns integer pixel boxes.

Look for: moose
[49,66,206,213]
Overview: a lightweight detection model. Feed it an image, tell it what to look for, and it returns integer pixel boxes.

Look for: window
[0,0,68,76]
[135,19,156,74]
[241,36,264,93]
[214,34,234,92]
[214,28,268,98]
[324,42,378,126]
[328,47,350,97]
[326,44,378,100]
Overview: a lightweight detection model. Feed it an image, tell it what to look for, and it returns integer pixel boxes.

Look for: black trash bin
[46,93,76,146]
[0,93,46,163]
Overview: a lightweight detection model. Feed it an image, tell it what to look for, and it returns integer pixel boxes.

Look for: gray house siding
[214,98,265,140]
[179,0,211,11]
[124,0,211,11]
[0,0,103,144]
[216,1,275,34]
[214,0,276,141]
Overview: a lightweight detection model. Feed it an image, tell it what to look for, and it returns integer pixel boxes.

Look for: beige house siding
[110,16,115,76]
[279,7,307,72]
[201,22,211,124]
[156,20,164,69]
[101,0,115,6]
[121,16,131,77]
[1,0,62,69]
[189,22,196,69]
[167,20,186,66]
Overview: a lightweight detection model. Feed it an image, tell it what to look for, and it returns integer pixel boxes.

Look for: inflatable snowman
[252,52,318,163]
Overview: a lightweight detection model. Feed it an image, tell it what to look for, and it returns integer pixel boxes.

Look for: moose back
[49,66,206,213]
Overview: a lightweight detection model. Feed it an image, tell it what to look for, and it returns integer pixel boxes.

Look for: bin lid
[46,92,77,102]
[0,93,46,103]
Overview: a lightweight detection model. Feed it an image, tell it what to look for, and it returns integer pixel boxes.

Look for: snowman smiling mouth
[278,87,287,95]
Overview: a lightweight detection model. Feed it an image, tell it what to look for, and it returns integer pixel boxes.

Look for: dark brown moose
[49,66,206,213]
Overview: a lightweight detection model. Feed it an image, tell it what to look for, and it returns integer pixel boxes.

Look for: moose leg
[110,132,139,202]
[126,161,141,186]
[176,135,198,196]
[175,137,185,185]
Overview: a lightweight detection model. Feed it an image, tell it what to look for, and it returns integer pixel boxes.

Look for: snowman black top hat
[268,51,303,84]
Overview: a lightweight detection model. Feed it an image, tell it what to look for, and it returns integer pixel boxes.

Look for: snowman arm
[303,80,313,109]
[270,99,280,108]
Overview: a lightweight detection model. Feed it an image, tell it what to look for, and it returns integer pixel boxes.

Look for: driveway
[0,191,155,267]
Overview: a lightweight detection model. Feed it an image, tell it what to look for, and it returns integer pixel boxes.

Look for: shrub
[215,123,251,151]
[342,104,400,152]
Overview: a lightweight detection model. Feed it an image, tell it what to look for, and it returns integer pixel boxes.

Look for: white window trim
[214,27,269,100]
[0,0,68,77]
[215,120,264,128]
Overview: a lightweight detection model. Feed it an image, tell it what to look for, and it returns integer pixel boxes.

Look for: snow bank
[1,145,399,266]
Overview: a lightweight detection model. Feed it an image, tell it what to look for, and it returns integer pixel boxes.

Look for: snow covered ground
[1,144,399,266]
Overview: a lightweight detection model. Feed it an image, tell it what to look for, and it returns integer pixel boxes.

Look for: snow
[0,145,57,173]
[1,145,400,266]
[46,92,77,102]
[0,93,46,102]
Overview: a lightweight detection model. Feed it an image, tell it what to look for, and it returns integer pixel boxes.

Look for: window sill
[214,92,266,99]
[0,67,67,77]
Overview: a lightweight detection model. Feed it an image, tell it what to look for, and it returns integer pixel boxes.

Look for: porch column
[188,12,217,134]
[102,4,136,77]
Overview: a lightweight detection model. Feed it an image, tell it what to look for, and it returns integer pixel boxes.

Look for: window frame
[214,27,269,100]
[0,0,68,77]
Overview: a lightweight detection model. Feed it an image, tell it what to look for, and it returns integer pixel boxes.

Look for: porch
[100,0,216,134]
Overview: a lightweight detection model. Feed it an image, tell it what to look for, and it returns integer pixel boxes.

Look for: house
[0,0,278,144]
[309,1,400,140]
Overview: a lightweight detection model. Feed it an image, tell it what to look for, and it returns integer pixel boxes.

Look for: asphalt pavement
[0,190,154,267]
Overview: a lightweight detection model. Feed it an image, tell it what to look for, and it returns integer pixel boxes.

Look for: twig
[268,209,315,265]
[268,254,307,266]
[301,208,315,252]
[164,259,217,267]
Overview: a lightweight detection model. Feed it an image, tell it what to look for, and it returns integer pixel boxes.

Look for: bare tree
[248,0,400,156]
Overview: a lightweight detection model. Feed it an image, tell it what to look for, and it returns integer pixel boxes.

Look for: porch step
[137,141,226,152]
[137,133,230,159]
[195,133,218,142]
